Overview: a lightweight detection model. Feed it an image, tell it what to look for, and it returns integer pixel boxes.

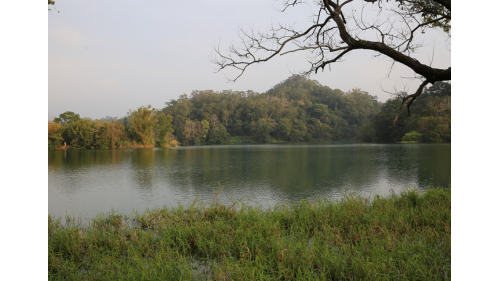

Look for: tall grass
[49,187,451,280]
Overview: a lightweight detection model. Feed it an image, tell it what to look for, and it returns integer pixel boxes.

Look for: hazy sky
[48,0,451,120]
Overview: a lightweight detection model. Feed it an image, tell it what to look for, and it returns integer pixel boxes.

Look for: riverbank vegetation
[48,76,450,149]
[49,187,450,280]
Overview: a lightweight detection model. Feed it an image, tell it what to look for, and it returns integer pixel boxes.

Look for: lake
[48,143,450,219]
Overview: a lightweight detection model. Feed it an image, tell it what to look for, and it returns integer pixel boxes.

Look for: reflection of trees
[379,145,420,186]
[48,149,132,196]
[48,150,66,170]
[162,144,450,205]
[130,148,155,191]
[50,145,450,203]
[261,145,384,201]
[160,147,243,199]
[48,149,129,171]
[377,144,450,190]
[161,145,385,204]
[49,144,451,216]
[415,144,451,188]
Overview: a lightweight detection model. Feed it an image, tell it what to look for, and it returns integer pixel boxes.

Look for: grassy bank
[49,187,450,280]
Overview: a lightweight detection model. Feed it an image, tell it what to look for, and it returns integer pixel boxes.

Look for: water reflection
[48,143,451,219]
[130,149,155,191]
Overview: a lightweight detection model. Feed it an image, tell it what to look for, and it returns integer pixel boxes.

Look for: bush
[401,131,422,142]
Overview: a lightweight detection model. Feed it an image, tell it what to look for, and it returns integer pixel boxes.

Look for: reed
[49,187,451,280]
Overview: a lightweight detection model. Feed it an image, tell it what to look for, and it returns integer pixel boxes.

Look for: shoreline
[49,187,451,280]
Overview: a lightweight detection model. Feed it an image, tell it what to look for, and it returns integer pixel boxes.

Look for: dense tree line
[48,76,450,149]
[360,81,451,143]
[162,75,381,145]
[48,106,175,150]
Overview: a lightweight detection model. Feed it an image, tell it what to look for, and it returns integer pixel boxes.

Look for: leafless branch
[212,0,451,124]
[392,79,429,126]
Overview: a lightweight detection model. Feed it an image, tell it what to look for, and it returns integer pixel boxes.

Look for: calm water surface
[48,143,450,219]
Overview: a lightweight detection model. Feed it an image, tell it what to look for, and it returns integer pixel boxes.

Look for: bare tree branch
[392,79,429,126]
[212,0,451,123]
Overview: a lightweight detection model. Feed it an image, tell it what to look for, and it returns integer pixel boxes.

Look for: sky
[48,0,451,120]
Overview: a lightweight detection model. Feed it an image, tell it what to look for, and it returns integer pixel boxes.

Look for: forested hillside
[163,75,381,145]
[48,76,451,149]
[360,81,451,143]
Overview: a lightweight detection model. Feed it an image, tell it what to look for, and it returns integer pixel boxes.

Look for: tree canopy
[48,76,450,149]
[213,0,451,123]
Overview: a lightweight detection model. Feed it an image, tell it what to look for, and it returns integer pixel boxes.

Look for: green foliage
[67,118,95,149]
[183,119,206,145]
[275,118,293,141]
[308,118,331,141]
[254,118,276,143]
[54,111,80,126]
[163,75,382,145]
[49,109,176,149]
[362,81,451,143]
[201,119,210,138]
[49,187,451,280]
[164,94,192,145]
[48,122,63,149]
[394,0,451,34]
[208,123,229,144]
[122,106,176,147]
[49,78,450,149]
[126,106,157,146]
[100,119,127,148]
[401,131,423,142]
[154,112,174,147]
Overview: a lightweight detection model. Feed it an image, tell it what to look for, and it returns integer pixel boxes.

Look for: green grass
[48,187,451,280]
